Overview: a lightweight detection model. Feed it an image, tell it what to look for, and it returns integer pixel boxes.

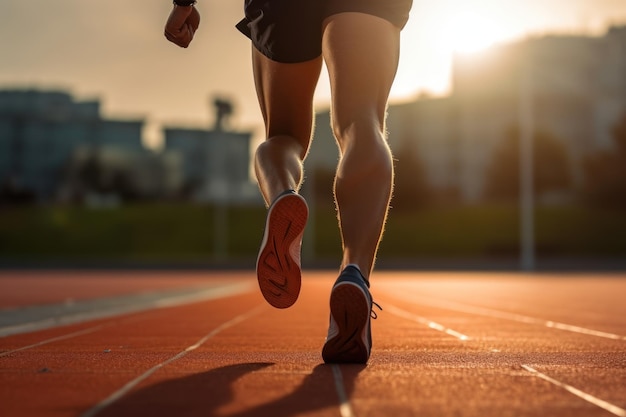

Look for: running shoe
[256,190,308,309]
[322,265,379,364]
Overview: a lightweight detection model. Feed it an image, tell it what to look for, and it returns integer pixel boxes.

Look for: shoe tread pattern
[256,194,308,309]
[322,282,370,364]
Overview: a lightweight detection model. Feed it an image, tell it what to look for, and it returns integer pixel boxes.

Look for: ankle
[343,264,370,287]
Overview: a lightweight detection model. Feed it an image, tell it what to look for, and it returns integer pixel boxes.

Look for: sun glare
[444,11,500,54]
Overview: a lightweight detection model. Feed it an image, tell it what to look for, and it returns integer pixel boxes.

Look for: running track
[1,270,625,417]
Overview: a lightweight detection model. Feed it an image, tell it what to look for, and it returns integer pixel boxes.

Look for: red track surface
[1,270,625,417]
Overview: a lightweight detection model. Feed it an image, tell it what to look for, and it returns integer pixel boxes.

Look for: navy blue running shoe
[322,265,379,364]
[256,190,308,309]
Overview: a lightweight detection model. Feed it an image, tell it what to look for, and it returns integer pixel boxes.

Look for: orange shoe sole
[256,193,308,309]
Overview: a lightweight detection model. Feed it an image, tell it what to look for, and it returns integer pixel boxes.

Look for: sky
[1,0,625,148]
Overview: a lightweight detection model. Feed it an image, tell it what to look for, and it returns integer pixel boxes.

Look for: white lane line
[331,365,355,417]
[79,304,265,417]
[0,324,109,358]
[0,282,254,338]
[522,365,626,417]
[384,303,470,341]
[385,292,626,341]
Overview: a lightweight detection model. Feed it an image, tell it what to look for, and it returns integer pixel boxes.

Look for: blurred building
[60,146,183,205]
[448,27,625,201]
[0,89,260,205]
[163,127,259,204]
[162,96,261,204]
[0,89,146,201]
[310,25,626,203]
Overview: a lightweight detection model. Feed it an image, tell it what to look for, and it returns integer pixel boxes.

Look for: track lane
[94,278,348,417]
[1,271,624,417]
[522,365,626,417]
[1,280,263,417]
[368,275,626,417]
[377,273,626,335]
[0,271,244,309]
[81,304,267,417]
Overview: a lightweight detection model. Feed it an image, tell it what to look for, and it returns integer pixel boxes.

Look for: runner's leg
[322,12,401,280]
[251,49,323,205]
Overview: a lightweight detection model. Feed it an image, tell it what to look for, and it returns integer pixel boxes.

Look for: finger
[164,28,187,42]
[167,35,190,48]
[183,25,194,47]
[164,27,192,48]
[189,7,200,32]
[164,31,178,44]
[164,30,183,47]
[165,6,193,35]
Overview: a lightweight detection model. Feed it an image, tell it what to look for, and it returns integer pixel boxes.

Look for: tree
[485,126,572,201]
[583,112,626,208]
[78,153,107,193]
[310,166,336,206]
[391,141,432,211]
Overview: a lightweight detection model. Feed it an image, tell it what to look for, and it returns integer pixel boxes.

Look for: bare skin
[164,5,199,48]
[164,7,401,280]
[252,12,401,280]
[251,53,323,206]
[323,13,400,278]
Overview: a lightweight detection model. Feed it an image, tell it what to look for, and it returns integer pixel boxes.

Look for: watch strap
[173,0,196,6]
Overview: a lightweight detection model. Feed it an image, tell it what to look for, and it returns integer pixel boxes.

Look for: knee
[331,113,388,155]
[255,135,307,162]
[332,119,392,179]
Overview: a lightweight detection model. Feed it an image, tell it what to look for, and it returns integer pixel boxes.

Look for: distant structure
[444,25,626,201]
[213,97,233,132]
[163,97,260,204]
[0,89,147,201]
[309,25,626,202]
[0,89,259,205]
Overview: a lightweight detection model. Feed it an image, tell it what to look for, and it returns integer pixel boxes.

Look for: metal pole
[213,191,228,260]
[519,47,535,271]
[211,132,229,261]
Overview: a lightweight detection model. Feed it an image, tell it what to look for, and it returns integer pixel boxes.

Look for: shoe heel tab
[343,265,370,288]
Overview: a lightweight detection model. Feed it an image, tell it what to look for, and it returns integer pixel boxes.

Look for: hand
[164,5,200,48]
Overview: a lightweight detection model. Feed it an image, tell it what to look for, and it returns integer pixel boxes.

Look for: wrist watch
[173,0,196,6]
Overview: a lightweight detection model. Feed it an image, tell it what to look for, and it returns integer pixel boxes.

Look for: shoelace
[361,275,382,319]
[371,300,382,319]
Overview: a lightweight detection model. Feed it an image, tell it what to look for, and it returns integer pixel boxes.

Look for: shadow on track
[94,362,365,416]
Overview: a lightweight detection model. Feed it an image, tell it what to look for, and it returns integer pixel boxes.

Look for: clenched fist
[164,5,200,48]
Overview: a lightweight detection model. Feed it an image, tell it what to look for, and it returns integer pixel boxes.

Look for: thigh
[252,48,323,154]
[322,13,401,135]
[325,0,413,30]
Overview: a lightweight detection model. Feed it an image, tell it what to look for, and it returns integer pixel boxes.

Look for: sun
[443,11,501,54]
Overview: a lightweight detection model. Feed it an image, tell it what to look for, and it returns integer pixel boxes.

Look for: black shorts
[236,0,413,63]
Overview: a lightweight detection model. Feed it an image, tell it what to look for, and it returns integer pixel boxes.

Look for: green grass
[0,203,624,263]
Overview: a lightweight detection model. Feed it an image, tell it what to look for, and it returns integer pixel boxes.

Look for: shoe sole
[322,282,370,364]
[256,193,308,309]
